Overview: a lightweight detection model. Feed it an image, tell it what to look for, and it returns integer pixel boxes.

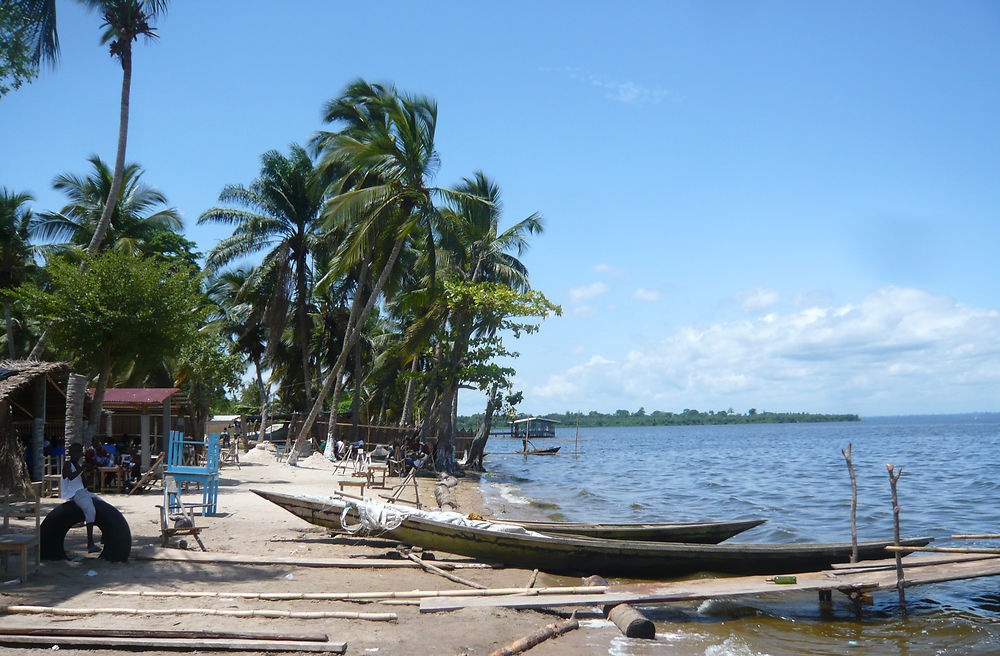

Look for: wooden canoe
[517,447,561,455]
[252,490,932,578]
[495,518,765,543]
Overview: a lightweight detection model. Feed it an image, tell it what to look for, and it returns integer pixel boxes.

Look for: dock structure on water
[490,417,559,439]
[420,553,1000,613]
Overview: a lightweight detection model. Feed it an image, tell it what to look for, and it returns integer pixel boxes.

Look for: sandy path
[0,446,623,655]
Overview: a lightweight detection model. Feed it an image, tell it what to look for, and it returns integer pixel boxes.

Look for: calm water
[479,416,1000,655]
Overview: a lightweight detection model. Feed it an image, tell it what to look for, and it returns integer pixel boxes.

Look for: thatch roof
[0,360,70,403]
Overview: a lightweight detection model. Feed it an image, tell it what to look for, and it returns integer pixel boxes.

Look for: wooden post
[842,443,858,563]
[575,415,580,456]
[31,376,46,481]
[140,413,151,470]
[887,463,906,611]
[161,398,171,451]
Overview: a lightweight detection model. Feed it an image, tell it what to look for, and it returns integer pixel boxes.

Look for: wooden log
[0,634,346,653]
[525,569,539,589]
[0,627,328,642]
[133,547,489,570]
[405,552,486,589]
[489,617,580,656]
[99,585,606,601]
[583,575,655,639]
[434,484,459,512]
[0,605,396,622]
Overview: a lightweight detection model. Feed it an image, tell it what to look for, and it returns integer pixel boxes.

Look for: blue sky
[2,1,998,416]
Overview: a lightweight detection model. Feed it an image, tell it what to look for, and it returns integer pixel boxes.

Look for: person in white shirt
[61,443,100,553]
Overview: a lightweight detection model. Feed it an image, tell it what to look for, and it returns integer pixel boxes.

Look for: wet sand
[0,445,625,655]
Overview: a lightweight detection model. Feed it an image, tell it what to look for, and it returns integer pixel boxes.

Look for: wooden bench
[0,483,41,584]
[367,464,388,488]
[338,480,367,495]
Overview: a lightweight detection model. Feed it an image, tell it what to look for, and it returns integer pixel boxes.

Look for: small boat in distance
[518,446,561,455]
[253,491,933,578]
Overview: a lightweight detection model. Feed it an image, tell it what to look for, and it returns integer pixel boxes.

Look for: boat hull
[252,490,932,578]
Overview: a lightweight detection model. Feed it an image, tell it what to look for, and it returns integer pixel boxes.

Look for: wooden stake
[405,552,486,589]
[489,617,580,656]
[842,443,858,563]
[887,463,905,611]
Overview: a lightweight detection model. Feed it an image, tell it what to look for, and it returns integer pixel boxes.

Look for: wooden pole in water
[842,443,858,563]
[887,463,906,611]
[575,415,580,456]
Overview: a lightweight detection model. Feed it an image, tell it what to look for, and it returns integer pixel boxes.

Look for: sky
[2,1,998,417]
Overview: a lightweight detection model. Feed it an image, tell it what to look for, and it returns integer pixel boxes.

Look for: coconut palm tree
[31,155,182,257]
[287,79,484,464]
[0,188,37,358]
[198,144,325,411]
[78,0,169,256]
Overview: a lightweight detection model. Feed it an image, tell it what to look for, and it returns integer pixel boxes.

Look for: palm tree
[11,1,59,69]
[78,0,168,256]
[32,155,181,256]
[0,188,37,358]
[198,144,325,411]
[287,79,483,465]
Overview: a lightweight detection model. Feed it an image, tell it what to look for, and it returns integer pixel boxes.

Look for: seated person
[404,449,431,474]
[62,443,102,553]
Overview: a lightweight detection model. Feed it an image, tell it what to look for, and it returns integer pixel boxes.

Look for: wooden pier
[420,553,1000,613]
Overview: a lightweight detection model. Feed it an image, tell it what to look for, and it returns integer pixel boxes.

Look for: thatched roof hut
[0,360,71,490]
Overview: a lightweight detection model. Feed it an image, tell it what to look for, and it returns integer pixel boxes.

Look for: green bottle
[770,575,797,584]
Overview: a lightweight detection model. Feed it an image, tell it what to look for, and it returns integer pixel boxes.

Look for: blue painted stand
[165,431,220,515]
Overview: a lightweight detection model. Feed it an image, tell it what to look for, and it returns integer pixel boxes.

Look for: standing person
[62,443,101,553]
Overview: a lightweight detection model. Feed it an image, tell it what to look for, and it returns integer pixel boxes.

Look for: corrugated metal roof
[98,388,180,404]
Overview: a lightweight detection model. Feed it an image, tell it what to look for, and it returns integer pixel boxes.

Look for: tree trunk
[3,299,14,359]
[350,337,361,441]
[398,357,419,427]
[467,383,498,471]
[290,233,405,465]
[435,383,457,473]
[64,374,88,449]
[296,250,312,409]
[86,358,112,442]
[253,354,270,441]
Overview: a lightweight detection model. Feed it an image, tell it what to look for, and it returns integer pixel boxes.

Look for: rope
[339,499,407,536]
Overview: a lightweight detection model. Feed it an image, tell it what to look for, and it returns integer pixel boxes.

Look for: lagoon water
[479,416,1000,655]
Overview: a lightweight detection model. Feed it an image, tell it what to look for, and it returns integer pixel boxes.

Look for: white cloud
[569,282,609,303]
[592,263,630,277]
[529,287,1000,415]
[534,355,614,399]
[543,67,674,105]
[734,287,779,313]
[633,288,662,302]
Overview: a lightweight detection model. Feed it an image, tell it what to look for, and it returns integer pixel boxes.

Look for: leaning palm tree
[31,155,181,256]
[199,144,325,411]
[0,188,37,358]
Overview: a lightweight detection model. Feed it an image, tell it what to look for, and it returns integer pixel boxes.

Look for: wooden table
[97,467,123,493]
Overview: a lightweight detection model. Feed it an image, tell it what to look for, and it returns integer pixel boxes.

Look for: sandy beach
[0,446,625,656]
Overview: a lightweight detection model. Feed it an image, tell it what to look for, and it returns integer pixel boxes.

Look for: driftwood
[100,585,606,601]
[887,463,905,609]
[405,551,486,589]
[0,634,346,653]
[842,443,858,563]
[0,627,328,641]
[489,617,580,656]
[0,605,395,621]
[434,484,459,512]
[583,575,655,639]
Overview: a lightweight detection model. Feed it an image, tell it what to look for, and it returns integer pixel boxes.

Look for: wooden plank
[100,585,606,601]
[829,553,998,574]
[0,627,328,641]
[0,634,346,653]
[133,547,491,570]
[421,555,1000,612]
[1,604,396,622]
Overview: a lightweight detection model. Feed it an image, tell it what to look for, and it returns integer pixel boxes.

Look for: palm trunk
[4,299,14,359]
[64,374,88,450]
[398,357,419,427]
[350,338,361,441]
[289,232,406,465]
[435,384,457,472]
[253,353,270,441]
[296,254,312,409]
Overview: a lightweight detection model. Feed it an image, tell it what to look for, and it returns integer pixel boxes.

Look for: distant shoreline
[457,409,861,431]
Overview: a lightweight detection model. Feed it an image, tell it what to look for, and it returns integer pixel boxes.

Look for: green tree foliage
[0,2,42,97]
[0,188,37,358]
[174,331,243,438]
[459,409,861,430]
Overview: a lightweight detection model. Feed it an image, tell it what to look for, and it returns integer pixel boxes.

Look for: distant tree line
[456,407,861,431]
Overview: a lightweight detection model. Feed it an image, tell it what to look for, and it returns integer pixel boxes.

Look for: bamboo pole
[842,443,858,563]
[886,546,1000,555]
[99,585,607,601]
[0,634,346,653]
[887,463,905,611]
[953,534,1000,540]
[405,552,486,589]
[0,627,329,642]
[0,605,396,621]
[489,617,579,656]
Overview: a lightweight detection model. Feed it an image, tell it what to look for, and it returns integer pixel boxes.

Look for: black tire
[40,497,132,562]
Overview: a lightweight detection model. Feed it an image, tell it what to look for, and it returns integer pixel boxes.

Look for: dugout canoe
[252,489,762,543]
[252,490,932,578]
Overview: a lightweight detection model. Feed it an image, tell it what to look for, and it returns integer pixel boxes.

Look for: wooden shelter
[0,360,71,488]
[96,388,189,470]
